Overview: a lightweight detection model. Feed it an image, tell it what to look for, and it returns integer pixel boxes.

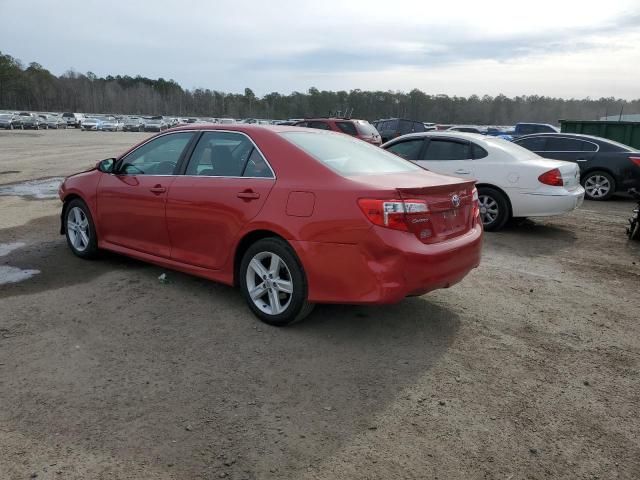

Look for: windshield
[0,114,12,119]
[282,131,422,176]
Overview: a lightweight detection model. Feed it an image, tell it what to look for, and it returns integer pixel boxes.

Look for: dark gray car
[514,133,640,200]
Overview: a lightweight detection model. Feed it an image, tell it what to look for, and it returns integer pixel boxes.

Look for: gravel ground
[1,129,639,480]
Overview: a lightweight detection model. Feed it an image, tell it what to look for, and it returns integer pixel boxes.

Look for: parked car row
[56,119,640,326]
[0,112,69,130]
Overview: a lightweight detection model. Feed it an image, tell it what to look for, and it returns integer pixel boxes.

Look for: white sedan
[382,132,585,231]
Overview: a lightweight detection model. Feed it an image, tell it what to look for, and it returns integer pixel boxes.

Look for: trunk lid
[397,182,476,243]
[350,171,477,243]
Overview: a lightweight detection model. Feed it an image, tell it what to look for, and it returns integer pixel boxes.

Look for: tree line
[1,50,637,125]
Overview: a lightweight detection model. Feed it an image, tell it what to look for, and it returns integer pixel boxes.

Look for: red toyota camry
[59,125,482,325]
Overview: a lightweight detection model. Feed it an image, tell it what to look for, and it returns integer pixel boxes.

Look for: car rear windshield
[355,120,379,136]
[281,131,422,176]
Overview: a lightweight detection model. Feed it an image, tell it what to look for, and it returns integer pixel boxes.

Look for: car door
[416,137,476,179]
[166,131,276,270]
[96,131,196,258]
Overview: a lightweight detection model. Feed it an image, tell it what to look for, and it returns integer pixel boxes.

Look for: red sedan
[59,125,482,325]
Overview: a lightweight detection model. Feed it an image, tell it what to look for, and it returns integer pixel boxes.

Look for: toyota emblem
[451,194,461,208]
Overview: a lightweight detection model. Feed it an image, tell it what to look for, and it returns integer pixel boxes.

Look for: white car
[382,132,585,231]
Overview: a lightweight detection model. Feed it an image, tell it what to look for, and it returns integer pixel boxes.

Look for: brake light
[471,187,481,227]
[630,156,640,167]
[358,198,429,231]
[538,168,564,187]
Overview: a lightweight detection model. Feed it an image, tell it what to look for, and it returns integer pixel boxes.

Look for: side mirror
[97,158,115,173]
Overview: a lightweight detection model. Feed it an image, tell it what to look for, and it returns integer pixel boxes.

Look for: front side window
[119,132,194,175]
[282,131,422,176]
[185,131,271,177]
[422,139,471,160]
[386,139,424,160]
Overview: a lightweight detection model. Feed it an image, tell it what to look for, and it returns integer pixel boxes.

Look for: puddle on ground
[0,242,40,285]
[0,266,40,285]
[0,177,64,200]
[0,242,26,257]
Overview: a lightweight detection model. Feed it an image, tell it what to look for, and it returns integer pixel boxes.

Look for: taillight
[629,156,640,167]
[358,198,429,231]
[471,187,481,227]
[538,168,564,187]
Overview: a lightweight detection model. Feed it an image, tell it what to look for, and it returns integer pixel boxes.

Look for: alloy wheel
[584,175,611,199]
[245,251,293,316]
[478,195,499,225]
[67,206,90,252]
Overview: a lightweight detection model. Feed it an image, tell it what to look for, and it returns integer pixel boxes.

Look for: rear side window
[282,131,422,176]
[580,141,598,152]
[399,120,413,134]
[516,137,547,151]
[413,122,426,132]
[546,137,589,152]
[423,139,471,160]
[185,131,267,177]
[336,121,358,136]
[471,143,488,159]
[386,139,424,160]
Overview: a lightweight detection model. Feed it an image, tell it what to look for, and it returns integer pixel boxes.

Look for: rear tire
[582,171,615,201]
[478,187,510,231]
[239,237,314,326]
[64,199,99,259]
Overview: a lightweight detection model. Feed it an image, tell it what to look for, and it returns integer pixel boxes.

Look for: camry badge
[451,194,461,208]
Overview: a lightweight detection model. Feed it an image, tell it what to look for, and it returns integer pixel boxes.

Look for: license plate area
[440,208,467,234]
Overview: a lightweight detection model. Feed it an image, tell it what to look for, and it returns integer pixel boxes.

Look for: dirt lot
[1,129,639,480]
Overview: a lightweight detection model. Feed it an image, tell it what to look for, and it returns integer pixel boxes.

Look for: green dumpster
[560,120,640,150]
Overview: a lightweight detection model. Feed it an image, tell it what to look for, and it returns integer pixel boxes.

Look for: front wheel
[65,199,99,258]
[239,238,314,326]
[582,171,615,201]
[478,187,510,231]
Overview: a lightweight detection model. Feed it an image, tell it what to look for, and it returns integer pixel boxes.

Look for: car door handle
[237,190,260,200]
[149,185,166,194]
[454,169,471,174]
[576,159,588,162]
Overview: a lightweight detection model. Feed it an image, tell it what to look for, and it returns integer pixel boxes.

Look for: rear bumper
[512,187,584,217]
[292,224,482,304]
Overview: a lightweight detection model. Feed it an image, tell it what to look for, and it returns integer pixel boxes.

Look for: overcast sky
[1,0,639,99]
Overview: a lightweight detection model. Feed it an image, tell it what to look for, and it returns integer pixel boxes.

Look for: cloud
[0,0,639,98]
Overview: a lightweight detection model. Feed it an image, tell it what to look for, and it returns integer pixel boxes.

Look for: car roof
[388,131,486,141]
[168,124,304,134]
[514,132,638,151]
[515,132,609,143]
[299,118,363,122]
